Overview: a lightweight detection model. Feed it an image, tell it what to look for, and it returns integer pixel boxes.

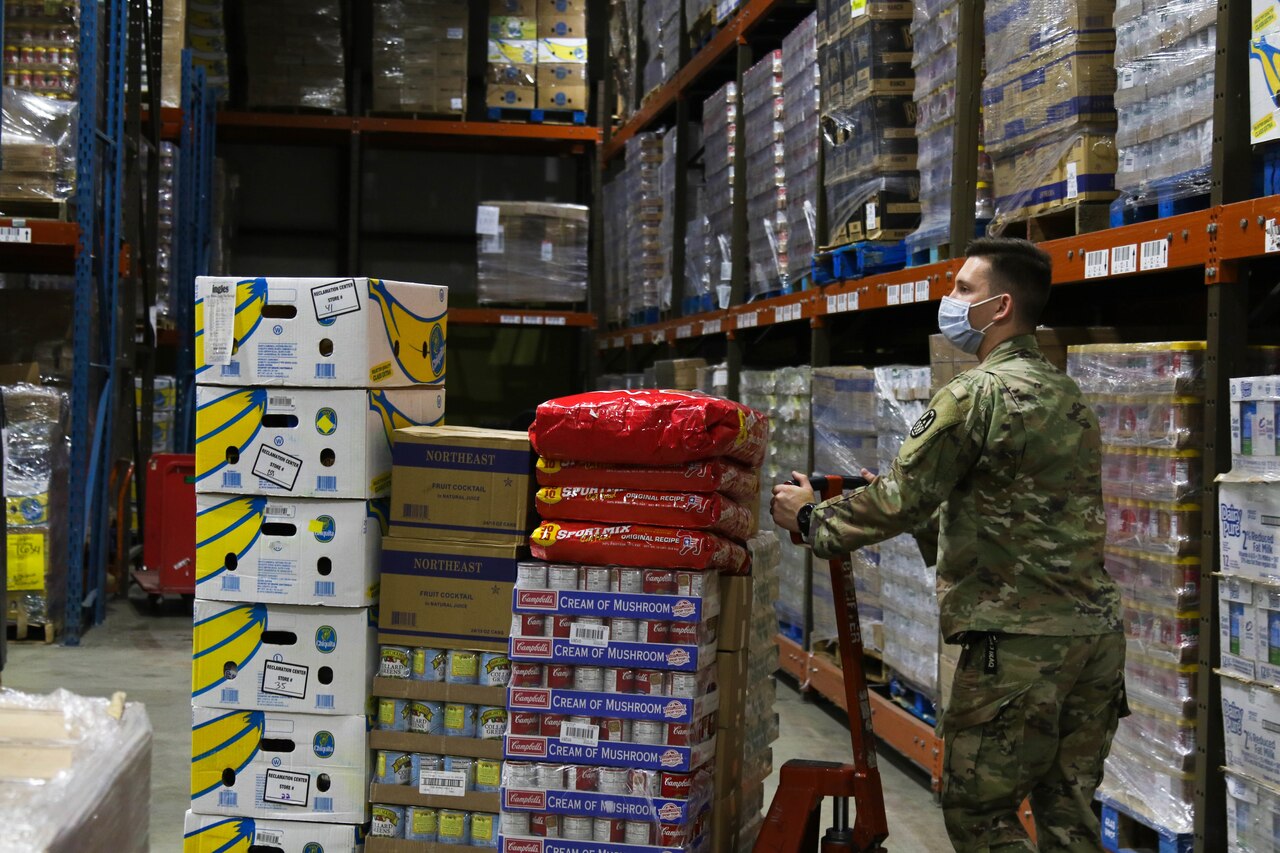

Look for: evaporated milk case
[190,708,370,823]
[195,494,387,606]
[182,811,366,852]
[192,601,376,715]
[195,276,447,387]
[194,386,445,499]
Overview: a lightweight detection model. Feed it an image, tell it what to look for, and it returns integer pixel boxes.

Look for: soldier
[772,237,1126,852]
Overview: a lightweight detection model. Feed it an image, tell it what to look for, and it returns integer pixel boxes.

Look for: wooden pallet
[6,617,57,644]
[997,201,1113,242]
[0,198,69,221]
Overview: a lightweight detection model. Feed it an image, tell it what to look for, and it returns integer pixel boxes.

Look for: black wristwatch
[796,503,816,539]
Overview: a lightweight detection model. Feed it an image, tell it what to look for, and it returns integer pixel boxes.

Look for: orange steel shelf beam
[0,218,80,273]
[217,112,599,150]
[776,633,810,683]
[449,307,596,328]
[601,0,787,162]
[141,107,182,141]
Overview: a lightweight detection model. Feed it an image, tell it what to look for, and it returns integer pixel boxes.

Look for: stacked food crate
[782,13,820,286]
[982,0,1117,231]
[154,143,178,324]
[602,178,628,325]
[476,201,590,305]
[136,374,177,454]
[642,0,681,96]
[626,132,667,325]
[243,0,346,112]
[187,1,230,97]
[3,0,78,101]
[188,277,447,843]
[373,0,468,117]
[1068,342,1206,837]
[743,51,789,297]
[703,82,738,309]
[488,1,539,111]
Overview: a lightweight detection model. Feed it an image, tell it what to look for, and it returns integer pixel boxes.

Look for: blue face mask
[937,294,1002,354]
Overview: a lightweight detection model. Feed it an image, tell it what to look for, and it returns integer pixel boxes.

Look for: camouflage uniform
[807,334,1125,852]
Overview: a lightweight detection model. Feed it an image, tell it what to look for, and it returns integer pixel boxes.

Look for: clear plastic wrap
[1101,447,1202,503]
[991,129,1118,233]
[243,0,345,113]
[1224,769,1280,852]
[477,201,589,305]
[0,689,152,852]
[1097,738,1195,836]
[1105,548,1199,612]
[641,0,681,96]
[2,2,79,101]
[4,384,68,634]
[703,82,738,305]
[372,0,468,116]
[187,0,231,96]
[1067,342,1207,397]
[743,51,789,295]
[984,0,1115,77]
[602,177,627,325]
[783,14,819,281]
[624,132,666,322]
[0,86,77,202]
[612,0,639,119]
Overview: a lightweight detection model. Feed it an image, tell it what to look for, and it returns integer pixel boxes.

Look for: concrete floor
[2,592,951,852]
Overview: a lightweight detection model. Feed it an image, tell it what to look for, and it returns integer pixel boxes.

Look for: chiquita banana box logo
[1253,37,1280,110]
[183,816,258,852]
[7,493,48,527]
[367,499,390,535]
[191,710,266,800]
[369,390,445,452]
[195,388,267,483]
[369,278,447,385]
[195,496,268,588]
[541,39,587,62]
[194,277,269,376]
[192,604,268,698]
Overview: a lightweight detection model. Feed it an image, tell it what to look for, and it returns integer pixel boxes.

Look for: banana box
[136,374,177,410]
[537,38,587,63]
[196,494,388,606]
[192,600,376,715]
[183,811,366,852]
[191,708,370,823]
[195,276,447,387]
[195,386,445,499]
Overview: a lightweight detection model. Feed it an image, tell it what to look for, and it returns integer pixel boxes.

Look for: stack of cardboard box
[476,201,590,305]
[782,14,821,284]
[186,277,447,849]
[373,0,468,117]
[702,81,738,308]
[243,0,346,112]
[136,375,177,454]
[743,50,789,297]
[488,0,588,113]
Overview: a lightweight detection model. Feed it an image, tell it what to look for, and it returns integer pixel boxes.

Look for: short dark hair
[964,237,1052,328]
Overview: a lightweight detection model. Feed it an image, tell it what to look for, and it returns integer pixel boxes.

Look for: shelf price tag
[1111,244,1137,275]
[545,315,566,326]
[0,226,32,243]
[522,315,544,326]
[651,331,665,345]
[701,319,722,335]
[887,284,901,305]
[738,311,757,329]
[826,295,838,314]
[676,324,693,339]
[1084,249,1109,279]
[915,281,929,301]
[631,333,644,346]
[900,283,914,304]
[850,0,868,18]
[775,306,788,324]
[1140,238,1169,270]
[499,314,520,325]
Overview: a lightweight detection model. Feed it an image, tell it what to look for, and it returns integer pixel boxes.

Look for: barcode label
[0,226,31,243]
[315,694,335,709]
[561,721,600,747]
[738,311,757,329]
[701,319,721,335]
[220,688,239,704]
[221,575,241,592]
[221,363,241,377]
[218,791,238,808]
[545,315,566,326]
[268,395,295,411]
[315,796,333,813]
[392,611,417,626]
[865,202,877,232]
[570,622,610,647]
[420,770,469,796]
[264,504,295,517]
[1084,250,1109,279]
[900,283,914,304]
[676,324,692,339]
[255,829,284,847]
[915,281,929,301]
[402,503,429,519]
[1111,244,1137,275]
[315,363,336,379]
[887,285,901,305]
[1140,238,1169,269]
[1267,219,1280,253]
[631,333,643,346]
[1066,162,1079,200]
[315,581,335,597]
[223,472,242,489]
[316,476,337,492]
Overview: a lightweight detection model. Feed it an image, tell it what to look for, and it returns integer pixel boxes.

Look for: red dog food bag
[529,520,750,574]
[534,457,761,503]
[530,390,769,467]
[535,487,757,542]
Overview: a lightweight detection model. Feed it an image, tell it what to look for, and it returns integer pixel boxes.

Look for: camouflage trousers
[939,631,1127,853]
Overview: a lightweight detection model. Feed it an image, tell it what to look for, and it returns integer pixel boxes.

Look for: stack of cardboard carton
[488,0,588,113]
[373,425,536,846]
[187,1,230,98]
[624,132,666,324]
[187,277,447,848]
[782,13,820,284]
[243,0,346,113]
[476,201,590,305]
[743,51,789,297]
[137,375,177,454]
[703,81,738,309]
[373,0,468,117]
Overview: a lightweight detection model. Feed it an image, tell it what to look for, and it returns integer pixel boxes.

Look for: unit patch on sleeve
[909,409,937,438]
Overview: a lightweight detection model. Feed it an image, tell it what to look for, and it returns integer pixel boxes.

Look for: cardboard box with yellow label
[194,386,445,499]
[195,494,388,606]
[487,84,537,109]
[183,811,366,853]
[537,37,588,64]
[194,276,447,387]
[537,11,587,37]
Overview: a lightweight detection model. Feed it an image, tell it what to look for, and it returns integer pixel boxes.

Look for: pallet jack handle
[755,473,889,853]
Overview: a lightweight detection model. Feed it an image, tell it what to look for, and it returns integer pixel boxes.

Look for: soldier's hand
[860,467,877,485]
[770,472,817,533]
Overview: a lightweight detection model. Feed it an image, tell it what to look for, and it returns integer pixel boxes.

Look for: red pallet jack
[755,474,889,853]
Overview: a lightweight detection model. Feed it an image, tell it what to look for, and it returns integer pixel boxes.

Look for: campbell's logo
[663,700,687,719]
[516,590,558,610]
[660,749,683,768]
[512,638,553,658]
[672,599,696,619]
[507,736,548,757]
[510,688,551,709]
[659,802,683,821]
[504,789,547,810]
[504,841,543,853]
[667,648,692,667]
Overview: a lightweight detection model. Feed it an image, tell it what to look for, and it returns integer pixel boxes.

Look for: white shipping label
[561,721,600,747]
[263,769,310,806]
[569,622,610,647]
[447,27,464,39]
[915,281,929,301]
[1120,68,1135,89]
[204,282,237,367]
[887,284,900,305]
[451,98,463,110]
[252,446,303,492]
[720,261,732,282]
[866,202,877,232]
[1267,219,1280,253]
[476,205,502,236]
[310,279,361,321]
[541,241,554,262]
[420,770,469,797]
[1084,249,1109,279]
[1140,238,1169,270]
[713,368,728,387]
[1111,244,1137,275]
[261,661,309,699]
[480,225,505,254]
[1066,162,1079,200]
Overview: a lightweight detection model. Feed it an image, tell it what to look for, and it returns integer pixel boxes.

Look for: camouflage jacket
[809,334,1122,641]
